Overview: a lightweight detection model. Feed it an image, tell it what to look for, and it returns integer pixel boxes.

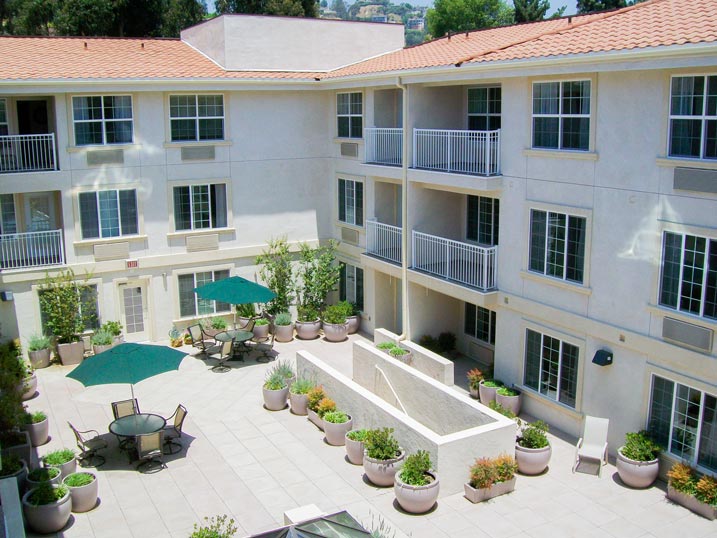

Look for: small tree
[0,340,28,441]
[256,237,294,314]
[38,269,93,344]
[294,240,341,314]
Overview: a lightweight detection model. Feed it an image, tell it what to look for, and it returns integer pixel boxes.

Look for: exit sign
[126,259,139,269]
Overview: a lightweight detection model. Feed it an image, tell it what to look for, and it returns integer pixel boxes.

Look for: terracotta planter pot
[45,456,77,480]
[307,408,323,430]
[2,431,32,466]
[394,470,439,514]
[495,391,521,415]
[27,468,62,490]
[323,415,353,446]
[92,344,113,356]
[347,315,360,334]
[253,323,270,339]
[345,433,365,465]
[28,348,51,369]
[295,319,321,340]
[0,459,28,494]
[262,386,289,411]
[273,323,294,343]
[64,473,99,513]
[57,341,84,365]
[616,448,659,489]
[323,321,349,342]
[479,381,500,405]
[667,484,717,520]
[464,476,516,503]
[289,392,308,415]
[515,443,551,475]
[19,373,38,400]
[25,416,49,447]
[363,449,405,487]
[22,485,72,534]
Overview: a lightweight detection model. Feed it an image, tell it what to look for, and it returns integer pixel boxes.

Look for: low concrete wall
[296,350,516,496]
[373,328,454,386]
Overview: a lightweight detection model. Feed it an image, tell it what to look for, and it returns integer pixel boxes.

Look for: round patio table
[215,330,254,361]
[110,413,166,438]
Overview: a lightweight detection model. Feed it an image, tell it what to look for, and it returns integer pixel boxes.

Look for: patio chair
[573,415,609,476]
[136,431,166,473]
[253,333,275,363]
[162,404,188,454]
[188,324,214,356]
[68,422,108,467]
[210,338,234,373]
[112,398,140,419]
[237,318,256,333]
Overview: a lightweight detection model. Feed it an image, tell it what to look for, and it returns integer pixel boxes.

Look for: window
[178,270,230,317]
[467,196,499,245]
[0,99,7,136]
[464,303,495,345]
[78,190,138,239]
[669,76,717,160]
[659,232,717,320]
[169,95,224,142]
[72,96,133,146]
[524,328,579,408]
[338,178,363,227]
[39,284,99,333]
[532,81,591,151]
[468,87,501,131]
[337,92,362,138]
[340,263,364,311]
[173,184,227,231]
[529,209,586,284]
[0,194,16,234]
[648,375,717,473]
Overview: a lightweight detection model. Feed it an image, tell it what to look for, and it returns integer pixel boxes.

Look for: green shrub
[376,341,396,351]
[323,410,349,424]
[236,303,257,318]
[437,332,456,352]
[26,484,68,506]
[91,329,113,346]
[400,450,432,486]
[42,448,75,466]
[27,334,51,352]
[696,475,717,506]
[297,305,320,322]
[38,269,95,344]
[316,397,336,418]
[190,515,238,538]
[269,359,294,380]
[256,237,294,315]
[274,312,292,326]
[0,454,24,476]
[346,429,368,442]
[364,428,400,461]
[294,241,340,314]
[28,467,60,482]
[482,379,504,388]
[620,431,661,462]
[289,378,314,395]
[467,368,484,390]
[494,454,518,482]
[210,317,228,330]
[469,457,497,489]
[488,400,516,419]
[322,304,347,325]
[263,371,287,391]
[496,387,519,397]
[254,318,269,326]
[388,346,409,358]
[25,410,47,424]
[668,462,697,495]
[517,421,549,449]
[100,320,123,336]
[307,386,326,412]
[335,300,355,318]
[64,472,95,487]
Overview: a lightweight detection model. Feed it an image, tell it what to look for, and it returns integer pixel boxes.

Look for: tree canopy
[426,0,513,38]
[215,0,317,17]
[576,0,626,13]
[514,0,565,23]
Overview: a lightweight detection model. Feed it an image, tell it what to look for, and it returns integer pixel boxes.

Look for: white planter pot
[478,381,500,405]
[25,416,49,447]
[345,434,364,465]
[19,373,37,401]
[323,321,349,342]
[274,323,294,343]
[92,344,113,355]
[394,470,439,514]
[22,485,72,534]
[57,341,84,365]
[495,391,521,415]
[64,473,99,513]
[2,431,32,466]
[253,323,270,339]
[667,484,717,520]
[112,335,125,346]
[45,456,77,480]
[347,315,360,334]
[28,348,51,369]
[262,386,289,411]
[289,392,308,415]
[27,468,62,490]
[464,476,516,503]
[363,449,405,487]
[307,408,323,430]
[616,447,659,489]
[295,319,321,340]
[469,386,479,399]
[323,415,353,446]
[0,459,27,494]
[515,443,551,475]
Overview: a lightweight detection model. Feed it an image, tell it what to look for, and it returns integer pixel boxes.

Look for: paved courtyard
[24,333,716,538]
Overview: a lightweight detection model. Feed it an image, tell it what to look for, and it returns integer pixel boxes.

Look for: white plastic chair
[573,415,609,476]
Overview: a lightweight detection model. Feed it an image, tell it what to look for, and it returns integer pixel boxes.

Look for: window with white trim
[178,270,230,317]
[72,96,133,146]
[340,263,363,311]
[467,195,499,246]
[529,209,586,284]
[337,92,362,138]
[468,87,501,131]
[464,303,495,345]
[648,375,717,473]
[78,190,138,239]
[173,184,227,231]
[39,284,99,333]
[0,99,8,136]
[169,95,224,142]
[532,81,591,151]
[0,194,17,235]
[668,75,717,160]
[524,328,579,408]
[338,178,363,226]
[659,231,716,320]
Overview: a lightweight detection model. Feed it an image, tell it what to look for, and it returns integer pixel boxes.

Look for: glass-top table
[109,413,166,438]
[215,330,254,361]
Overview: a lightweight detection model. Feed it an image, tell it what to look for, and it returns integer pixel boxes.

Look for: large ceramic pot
[464,477,516,503]
[273,323,294,343]
[307,408,323,430]
[345,433,365,465]
[25,415,49,447]
[112,335,125,347]
[64,472,99,513]
[323,321,349,343]
[253,323,270,340]
[92,344,112,356]
[22,485,72,534]
[28,348,51,369]
[495,390,521,416]
[515,443,551,475]
[295,319,321,340]
[323,415,353,446]
[478,380,500,405]
[363,449,405,487]
[26,467,62,490]
[2,431,32,466]
[45,455,77,480]
[289,392,308,415]
[262,386,289,411]
[0,459,28,494]
[57,341,84,365]
[346,315,360,334]
[19,373,38,400]
[616,447,659,488]
[394,470,439,514]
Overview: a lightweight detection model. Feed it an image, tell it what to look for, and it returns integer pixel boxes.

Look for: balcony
[0,134,58,174]
[411,230,497,291]
[366,219,402,265]
[364,128,402,167]
[0,230,65,269]
[413,129,500,176]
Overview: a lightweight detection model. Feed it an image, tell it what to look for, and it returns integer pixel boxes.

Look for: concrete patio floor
[24,333,716,538]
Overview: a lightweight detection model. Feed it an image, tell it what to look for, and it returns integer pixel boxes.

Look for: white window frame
[528,208,587,284]
[0,98,8,136]
[71,95,134,146]
[338,177,364,227]
[172,183,228,232]
[467,86,501,131]
[464,302,495,345]
[531,80,591,151]
[523,327,580,409]
[177,269,231,318]
[78,189,138,240]
[169,94,225,142]
[668,74,717,160]
[337,92,363,139]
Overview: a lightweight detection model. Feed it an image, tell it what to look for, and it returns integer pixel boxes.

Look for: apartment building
[0,0,715,473]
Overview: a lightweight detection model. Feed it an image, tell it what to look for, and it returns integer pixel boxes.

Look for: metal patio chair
[188,323,214,355]
[69,422,108,467]
[162,404,188,454]
[210,338,234,373]
[136,431,166,473]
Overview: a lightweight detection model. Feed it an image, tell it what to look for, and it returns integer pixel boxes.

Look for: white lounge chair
[573,415,609,476]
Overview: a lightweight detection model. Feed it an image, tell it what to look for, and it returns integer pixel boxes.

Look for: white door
[119,281,149,342]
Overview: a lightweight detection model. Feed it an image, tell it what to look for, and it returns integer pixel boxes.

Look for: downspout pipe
[396,77,409,342]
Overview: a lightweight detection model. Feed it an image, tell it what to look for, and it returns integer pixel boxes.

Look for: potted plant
[236,303,258,328]
[363,427,405,487]
[253,317,270,339]
[376,341,412,364]
[269,359,295,387]
[22,483,72,534]
[24,410,49,447]
[307,385,327,429]
[345,429,368,465]
[289,378,313,416]
[0,453,28,493]
[294,240,341,334]
[667,462,717,520]
[19,362,37,401]
[394,450,439,514]
[323,409,353,446]
[316,397,336,421]
[336,300,361,334]
[479,379,504,405]
[515,420,551,475]
[63,471,99,513]
[168,326,184,347]
[489,400,517,420]
[295,305,321,340]
[273,312,294,342]
[202,316,228,337]
[495,387,521,416]
[464,454,517,503]
[42,448,77,479]
[322,304,349,342]
[27,334,52,369]
[0,341,33,464]
[616,431,661,489]
[27,467,62,489]
[91,329,113,355]
[100,320,124,345]
[262,371,289,411]
[467,368,483,399]
[256,237,294,315]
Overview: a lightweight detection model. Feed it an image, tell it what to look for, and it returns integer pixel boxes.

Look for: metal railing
[0,229,65,269]
[412,230,497,290]
[0,133,58,174]
[413,129,500,176]
[366,219,402,265]
[364,128,403,166]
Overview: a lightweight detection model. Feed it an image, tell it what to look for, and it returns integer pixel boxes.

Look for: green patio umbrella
[194,276,276,326]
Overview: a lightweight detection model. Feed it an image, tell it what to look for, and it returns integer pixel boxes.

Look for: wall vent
[93,241,130,261]
[674,167,717,194]
[662,317,713,352]
[340,227,359,245]
[340,143,358,158]
[181,146,216,161]
[186,233,219,252]
[86,149,124,166]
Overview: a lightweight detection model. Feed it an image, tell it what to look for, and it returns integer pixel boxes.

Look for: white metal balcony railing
[0,133,58,174]
[366,219,402,264]
[412,230,497,291]
[364,128,403,166]
[0,230,65,269]
[413,129,500,176]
